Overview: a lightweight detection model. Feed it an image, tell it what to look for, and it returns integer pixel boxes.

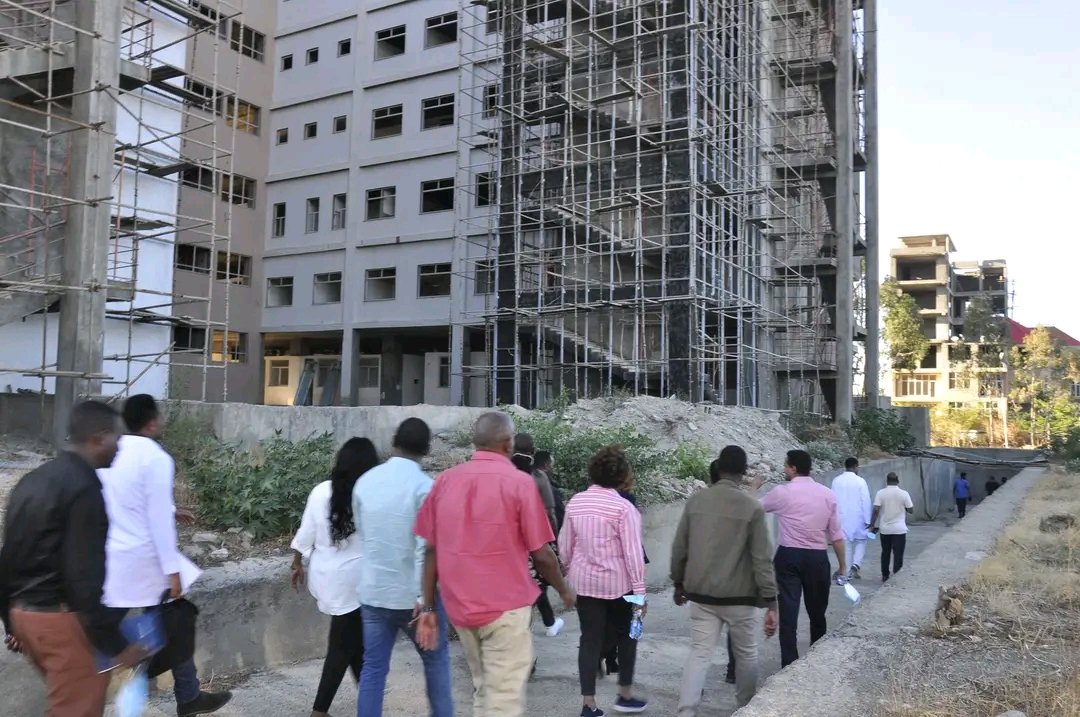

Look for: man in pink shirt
[754,449,846,667]
[415,411,575,717]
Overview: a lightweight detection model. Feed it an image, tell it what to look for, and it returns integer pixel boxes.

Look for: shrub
[806,439,850,467]
[848,407,915,454]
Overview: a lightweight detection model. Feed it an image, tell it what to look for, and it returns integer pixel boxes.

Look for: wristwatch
[420,605,437,614]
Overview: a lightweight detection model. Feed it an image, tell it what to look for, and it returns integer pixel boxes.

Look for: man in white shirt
[830,457,872,580]
[99,395,231,716]
[353,418,453,717]
[869,472,915,582]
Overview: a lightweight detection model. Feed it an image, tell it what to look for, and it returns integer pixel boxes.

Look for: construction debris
[934,585,965,632]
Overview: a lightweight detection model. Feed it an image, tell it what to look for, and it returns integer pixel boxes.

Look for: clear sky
[878,1,1080,337]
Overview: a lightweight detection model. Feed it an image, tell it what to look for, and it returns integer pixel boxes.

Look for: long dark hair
[329,437,379,544]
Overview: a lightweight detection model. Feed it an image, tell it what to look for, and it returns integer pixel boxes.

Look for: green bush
[806,439,851,467]
[848,407,915,454]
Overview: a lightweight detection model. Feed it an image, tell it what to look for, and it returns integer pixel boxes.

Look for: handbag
[147,590,199,678]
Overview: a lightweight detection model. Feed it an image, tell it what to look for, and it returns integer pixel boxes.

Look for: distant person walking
[0,401,146,717]
[671,446,778,713]
[953,472,971,518]
[830,457,872,580]
[415,412,575,717]
[353,419,453,717]
[561,445,649,716]
[756,449,846,667]
[870,472,914,582]
[290,437,379,717]
[985,476,1000,496]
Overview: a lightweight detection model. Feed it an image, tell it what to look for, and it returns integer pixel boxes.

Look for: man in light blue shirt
[353,418,452,717]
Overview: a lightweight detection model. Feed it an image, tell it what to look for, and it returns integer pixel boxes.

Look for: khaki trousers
[11,608,109,717]
[677,602,762,714]
[454,606,533,717]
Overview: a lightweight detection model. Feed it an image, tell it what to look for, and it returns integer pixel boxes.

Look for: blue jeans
[173,657,201,704]
[358,602,453,717]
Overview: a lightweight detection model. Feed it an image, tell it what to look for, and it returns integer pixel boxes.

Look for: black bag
[147,590,199,678]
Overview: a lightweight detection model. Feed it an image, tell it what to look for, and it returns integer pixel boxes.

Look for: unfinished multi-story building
[888,233,1010,420]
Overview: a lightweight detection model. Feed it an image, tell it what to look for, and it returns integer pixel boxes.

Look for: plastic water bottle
[629,606,644,640]
[843,583,861,605]
[116,668,150,717]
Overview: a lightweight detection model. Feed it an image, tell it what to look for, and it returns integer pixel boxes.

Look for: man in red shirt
[415,411,575,717]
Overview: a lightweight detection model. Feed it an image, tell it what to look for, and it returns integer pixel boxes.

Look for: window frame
[420,94,456,131]
[219,174,256,208]
[475,172,494,207]
[331,193,347,230]
[365,267,397,301]
[374,25,406,60]
[230,23,265,62]
[175,244,212,275]
[337,38,352,56]
[306,47,319,64]
[474,258,494,295]
[267,359,291,387]
[221,96,260,135]
[280,54,293,71]
[424,12,458,48]
[365,186,396,220]
[215,251,252,286]
[305,197,320,234]
[420,178,455,214]
[417,262,453,298]
[266,276,294,307]
[304,121,318,140]
[482,83,499,118]
[271,202,286,238]
[356,356,380,388]
[312,271,343,305]
[371,104,403,139]
[333,115,348,134]
[172,325,207,353]
[276,127,289,145]
[210,330,248,364]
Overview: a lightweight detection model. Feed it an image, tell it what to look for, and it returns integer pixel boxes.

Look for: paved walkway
[132,520,951,717]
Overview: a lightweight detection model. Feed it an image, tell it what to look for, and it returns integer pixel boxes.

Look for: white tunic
[290,481,364,616]
[99,435,201,608]
[829,470,872,541]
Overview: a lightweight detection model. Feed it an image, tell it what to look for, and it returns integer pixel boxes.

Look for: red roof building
[1007,319,1080,348]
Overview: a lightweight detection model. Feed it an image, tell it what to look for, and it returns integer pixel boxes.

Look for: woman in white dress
[290,437,379,717]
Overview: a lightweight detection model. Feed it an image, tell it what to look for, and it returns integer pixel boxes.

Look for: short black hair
[122,394,159,433]
[960,472,967,478]
[69,400,120,443]
[393,417,431,456]
[887,472,899,485]
[786,449,812,476]
[534,450,552,470]
[513,433,536,456]
[710,445,747,482]
[844,456,859,471]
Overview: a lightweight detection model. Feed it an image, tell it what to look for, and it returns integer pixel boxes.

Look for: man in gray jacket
[671,445,778,713]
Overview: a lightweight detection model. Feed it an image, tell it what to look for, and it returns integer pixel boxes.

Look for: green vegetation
[882,278,930,371]
[786,406,914,462]
[1010,326,1080,448]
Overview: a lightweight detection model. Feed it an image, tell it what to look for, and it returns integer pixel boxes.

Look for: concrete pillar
[339,329,358,406]
[863,0,881,403]
[53,0,122,447]
[834,0,855,423]
[380,335,402,405]
[449,323,465,406]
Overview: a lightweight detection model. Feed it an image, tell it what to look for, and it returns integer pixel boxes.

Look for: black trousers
[774,546,831,668]
[956,498,968,518]
[578,596,637,696]
[535,589,556,628]
[880,533,907,580]
[313,607,364,713]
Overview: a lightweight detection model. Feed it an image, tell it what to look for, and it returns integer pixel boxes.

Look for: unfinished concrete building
[457,0,875,417]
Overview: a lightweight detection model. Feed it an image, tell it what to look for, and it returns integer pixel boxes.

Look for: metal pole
[835,0,855,423]
[53,0,121,447]
[863,0,881,405]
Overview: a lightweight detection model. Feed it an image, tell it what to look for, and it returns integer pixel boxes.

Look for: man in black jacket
[0,400,145,716]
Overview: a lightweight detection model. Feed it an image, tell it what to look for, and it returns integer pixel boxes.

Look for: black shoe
[177,691,232,716]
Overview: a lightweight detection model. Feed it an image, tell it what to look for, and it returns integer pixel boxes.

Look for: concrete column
[53,0,122,447]
[863,0,881,404]
[449,323,465,406]
[380,335,402,405]
[834,0,855,423]
[339,329,358,406]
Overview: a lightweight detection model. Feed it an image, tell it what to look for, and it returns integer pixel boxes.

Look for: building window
[305,197,320,233]
[216,252,252,285]
[1072,382,1080,400]
[365,267,396,301]
[356,356,380,388]
[372,104,403,139]
[331,193,347,230]
[948,373,971,390]
[894,375,936,398]
[333,115,347,133]
[175,244,211,274]
[271,202,286,237]
[276,127,288,144]
[211,330,247,363]
[483,83,499,118]
[366,187,396,220]
[280,54,293,71]
[172,326,206,352]
[418,262,452,297]
[220,174,256,208]
[474,258,494,294]
[486,7,499,34]
[230,23,265,61]
[180,166,215,192]
[421,94,455,130]
[266,276,293,307]
[425,13,458,47]
[304,121,317,140]
[268,359,290,387]
[338,38,351,56]
[438,355,451,388]
[191,2,228,38]
[221,97,260,134]
[182,78,216,112]
[978,374,1005,398]
[306,47,319,64]
[476,172,493,206]
[375,25,406,59]
[420,178,454,213]
[313,271,343,304]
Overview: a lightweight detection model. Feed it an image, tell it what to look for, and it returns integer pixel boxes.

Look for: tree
[881,279,930,371]
[959,295,1007,369]
[1009,326,1080,447]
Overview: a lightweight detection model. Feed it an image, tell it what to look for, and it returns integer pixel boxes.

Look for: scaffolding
[0,0,244,442]
[454,0,869,417]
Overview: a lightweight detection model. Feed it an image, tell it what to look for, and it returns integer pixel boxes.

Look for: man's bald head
[473,411,515,456]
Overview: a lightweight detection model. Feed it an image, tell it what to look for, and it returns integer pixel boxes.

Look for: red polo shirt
[414,451,554,628]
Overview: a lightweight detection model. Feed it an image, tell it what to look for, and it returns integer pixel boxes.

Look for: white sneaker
[546,617,565,637]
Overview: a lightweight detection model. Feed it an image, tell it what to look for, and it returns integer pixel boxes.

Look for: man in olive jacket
[670,445,778,713]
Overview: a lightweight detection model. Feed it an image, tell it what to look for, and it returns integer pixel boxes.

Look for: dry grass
[880,467,1080,717]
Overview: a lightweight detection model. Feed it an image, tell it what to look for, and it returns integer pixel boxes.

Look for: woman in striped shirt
[559,445,649,716]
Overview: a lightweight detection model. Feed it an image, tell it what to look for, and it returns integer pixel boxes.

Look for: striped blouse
[558,485,647,599]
